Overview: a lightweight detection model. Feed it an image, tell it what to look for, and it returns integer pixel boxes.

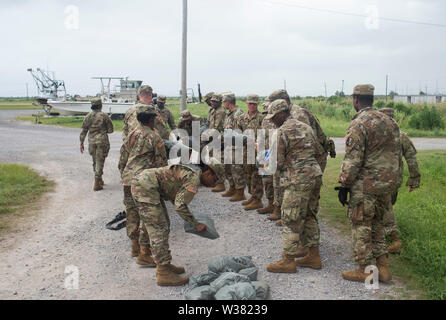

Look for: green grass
[0,101,40,110]
[319,151,446,299]
[0,164,54,229]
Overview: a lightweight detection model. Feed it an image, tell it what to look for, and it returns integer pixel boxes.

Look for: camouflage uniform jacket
[157,106,177,130]
[261,112,276,149]
[339,107,401,195]
[132,164,201,227]
[207,105,226,132]
[290,105,332,163]
[80,110,114,145]
[123,103,170,141]
[399,131,421,188]
[224,107,244,130]
[239,110,265,138]
[178,115,202,136]
[273,117,323,187]
[121,124,168,186]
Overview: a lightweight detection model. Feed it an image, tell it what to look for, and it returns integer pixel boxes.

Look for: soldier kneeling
[131,164,216,286]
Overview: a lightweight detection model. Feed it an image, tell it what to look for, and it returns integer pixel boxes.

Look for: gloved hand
[334,186,351,207]
[328,139,336,158]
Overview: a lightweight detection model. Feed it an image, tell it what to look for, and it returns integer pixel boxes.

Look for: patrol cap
[268,89,290,102]
[137,85,153,96]
[181,109,192,118]
[91,98,102,109]
[264,99,290,120]
[137,104,157,115]
[210,94,223,102]
[204,92,215,101]
[380,108,395,118]
[222,93,236,103]
[158,95,166,103]
[246,94,259,104]
[353,84,375,96]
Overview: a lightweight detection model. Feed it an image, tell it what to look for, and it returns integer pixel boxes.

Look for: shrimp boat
[28,69,141,118]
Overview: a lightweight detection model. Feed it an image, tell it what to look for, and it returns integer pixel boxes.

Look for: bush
[408,106,445,130]
[374,101,385,109]
[395,102,411,115]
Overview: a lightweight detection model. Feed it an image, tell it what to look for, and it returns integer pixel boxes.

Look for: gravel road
[1,110,444,300]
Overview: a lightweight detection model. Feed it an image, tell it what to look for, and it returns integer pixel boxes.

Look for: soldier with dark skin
[131,164,216,286]
[379,108,421,254]
[337,85,401,283]
[177,109,202,136]
[157,95,176,131]
[80,98,114,191]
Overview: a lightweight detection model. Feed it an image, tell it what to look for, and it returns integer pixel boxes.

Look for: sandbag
[214,282,257,301]
[185,285,215,300]
[251,281,269,300]
[184,214,220,240]
[189,272,219,289]
[210,272,251,293]
[238,267,259,281]
[208,256,255,274]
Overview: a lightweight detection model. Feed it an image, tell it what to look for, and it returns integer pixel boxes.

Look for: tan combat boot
[230,189,246,202]
[131,239,140,257]
[244,198,263,211]
[266,253,297,273]
[275,220,283,227]
[267,205,281,221]
[242,197,255,206]
[295,246,322,269]
[376,255,392,282]
[342,265,369,283]
[289,244,308,258]
[387,232,403,254]
[211,183,226,193]
[257,200,273,215]
[166,263,186,275]
[136,245,156,267]
[98,177,104,188]
[156,264,189,286]
[93,178,103,191]
[222,185,236,197]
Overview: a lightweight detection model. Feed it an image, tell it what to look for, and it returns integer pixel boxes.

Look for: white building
[394,95,445,104]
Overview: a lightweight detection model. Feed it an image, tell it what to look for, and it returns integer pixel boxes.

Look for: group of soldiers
[79,83,421,288]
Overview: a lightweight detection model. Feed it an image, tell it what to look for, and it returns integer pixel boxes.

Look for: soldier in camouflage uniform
[239,94,265,211]
[131,164,208,286]
[80,98,114,191]
[177,109,202,136]
[204,92,215,107]
[380,108,421,254]
[119,85,169,259]
[337,85,400,283]
[207,94,227,192]
[265,100,324,273]
[121,104,168,266]
[220,93,247,202]
[157,95,176,131]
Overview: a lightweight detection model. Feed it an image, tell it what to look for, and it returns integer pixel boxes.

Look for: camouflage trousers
[348,187,389,265]
[223,148,246,189]
[282,177,322,256]
[262,175,274,201]
[246,164,263,200]
[89,143,109,179]
[118,144,129,177]
[123,186,150,245]
[382,192,399,236]
[273,171,283,207]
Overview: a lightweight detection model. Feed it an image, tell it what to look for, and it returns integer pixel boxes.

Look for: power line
[258,0,446,28]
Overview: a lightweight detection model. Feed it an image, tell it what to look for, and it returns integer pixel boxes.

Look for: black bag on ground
[184,214,220,240]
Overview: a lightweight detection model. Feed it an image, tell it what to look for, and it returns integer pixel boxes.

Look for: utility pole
[385,75,388,102]
[180,0,188,111]
[341,80,344,95]
[324,82,327,98]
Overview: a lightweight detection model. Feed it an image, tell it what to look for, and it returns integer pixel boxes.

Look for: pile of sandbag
[185,256,269,300]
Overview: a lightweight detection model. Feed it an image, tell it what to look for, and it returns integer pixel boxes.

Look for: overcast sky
[1,0,445,97]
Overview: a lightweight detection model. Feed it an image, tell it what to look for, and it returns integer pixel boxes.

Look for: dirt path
[3,111,444,300]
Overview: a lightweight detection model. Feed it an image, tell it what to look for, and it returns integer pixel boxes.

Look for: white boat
[47,100,134,116]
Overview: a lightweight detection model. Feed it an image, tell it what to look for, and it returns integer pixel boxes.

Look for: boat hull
[48,101,134,115]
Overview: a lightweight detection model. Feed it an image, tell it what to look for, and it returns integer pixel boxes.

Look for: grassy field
[8,97,446,137]
[0,100,40,110]
[319,150,446,299]
[0,164,54,229]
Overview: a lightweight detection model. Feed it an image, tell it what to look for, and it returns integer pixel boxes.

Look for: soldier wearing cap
[80,98,114,191]
[238,94,265,211]
[177,109,202,136]
[204,92,215,107]
[337,84,401,283]
[265,99,324,273]
[118,84,170,259]
[379,108,421,254]
[156,95,176,131]
[219,93,246,201]
[207,93,228,192]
